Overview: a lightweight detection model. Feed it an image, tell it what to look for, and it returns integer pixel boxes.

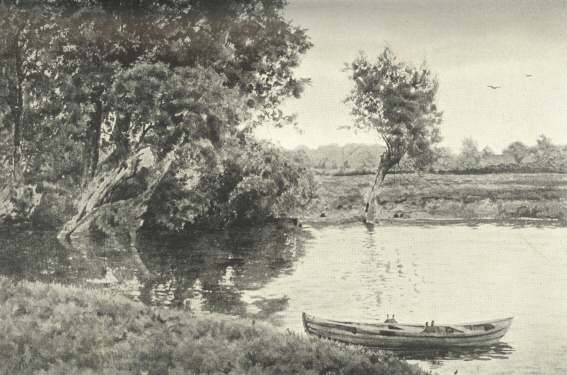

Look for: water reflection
[134,225,307,319]
[0,223,307,323]
[394,342,515,364]
[0,229,76,282]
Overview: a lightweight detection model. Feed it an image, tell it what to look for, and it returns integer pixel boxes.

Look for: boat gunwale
[302,313,513,340]
[304,313,513,327]
[307,323,510,340]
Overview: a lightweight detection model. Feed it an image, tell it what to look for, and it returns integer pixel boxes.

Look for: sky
[254,0,567,152]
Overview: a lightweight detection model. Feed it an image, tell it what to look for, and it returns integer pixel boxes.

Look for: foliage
[503,141,529,165]
[481,146,494,158]
[0,0,314,228]
[344,48,442,219]
[425,147,456,172]
[108,63,246,160]
[457,137,481,170]
[146,138,317,231]
[0,2,67,183]
[0,0,312,162]
[429,135,567,174]
[0,184,43,225]
[290,143,386,174]
[531,135,563,171]
[48,0,311,178]
[292,136,567,176]
[344,48,442,172]
[0,278,426,375]
[215,140,317,225]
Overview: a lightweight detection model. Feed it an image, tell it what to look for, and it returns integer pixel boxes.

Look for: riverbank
[0,277,427,375]
[305,173,567,225]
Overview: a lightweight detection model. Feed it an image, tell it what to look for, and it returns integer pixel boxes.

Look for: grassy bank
[0,278,427,375]
[306,173,567,224]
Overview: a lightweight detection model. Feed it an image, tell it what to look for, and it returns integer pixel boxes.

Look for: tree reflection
[0,229,74,281]
[136,224,308,319]
[391,341,515,363]
[0,224,308,322]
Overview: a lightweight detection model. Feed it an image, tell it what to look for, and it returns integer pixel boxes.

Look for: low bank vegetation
[309,173,567,223]
[0,278,427,375]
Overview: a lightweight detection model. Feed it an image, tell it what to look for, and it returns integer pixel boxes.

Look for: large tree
[1,1,312,233]
[51,0,311,185]
[52,0,312,241]
[345,48,442,221]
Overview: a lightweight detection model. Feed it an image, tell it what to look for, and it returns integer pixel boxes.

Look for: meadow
[307,173,567,224]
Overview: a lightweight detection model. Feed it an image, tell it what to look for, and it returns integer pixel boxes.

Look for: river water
[1,223,566,374]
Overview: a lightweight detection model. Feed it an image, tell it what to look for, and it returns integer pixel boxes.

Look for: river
[1,222,566,374]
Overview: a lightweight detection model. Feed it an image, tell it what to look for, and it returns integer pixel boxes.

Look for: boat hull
[302,313,513,349]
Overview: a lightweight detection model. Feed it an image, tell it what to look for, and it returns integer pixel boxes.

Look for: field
[306,173,567,224]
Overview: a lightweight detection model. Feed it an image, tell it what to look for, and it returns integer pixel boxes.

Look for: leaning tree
[345,48,442,222]
[52,0,312,241]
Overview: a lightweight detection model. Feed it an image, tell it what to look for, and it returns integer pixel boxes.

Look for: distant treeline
[289,144,386,175]
[430,135,567,174]
[291,135,567,175]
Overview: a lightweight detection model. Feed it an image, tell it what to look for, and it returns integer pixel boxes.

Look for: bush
[146,139,317,231]
[0,184,43,225]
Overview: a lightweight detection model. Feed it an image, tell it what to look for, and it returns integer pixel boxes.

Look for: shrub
[146,139,317,231]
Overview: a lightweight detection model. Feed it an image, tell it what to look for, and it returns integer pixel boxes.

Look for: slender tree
[0,2,55,183]
[458,137,481,170]
[345,48,442,221]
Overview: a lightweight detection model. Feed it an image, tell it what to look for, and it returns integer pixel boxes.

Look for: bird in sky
[525,74,533,78]
[487,85,501,90]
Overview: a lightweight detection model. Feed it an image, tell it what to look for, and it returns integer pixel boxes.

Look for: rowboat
[302,313,513,348]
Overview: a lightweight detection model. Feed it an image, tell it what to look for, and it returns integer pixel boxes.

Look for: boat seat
[422,326,467,335]
[387,325,403,330]
[445,326,467,334]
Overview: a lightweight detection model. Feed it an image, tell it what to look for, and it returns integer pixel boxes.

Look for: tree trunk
[58,148,172,279]
[364,150,401,223]
[90,100,103,177]
[12,33,24,184]
[12,108,22,183]
[364,163,388,223]
[58,146,194,280]
[60,147,173,240]
[106,112,131,166]
[81,99,104,186]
